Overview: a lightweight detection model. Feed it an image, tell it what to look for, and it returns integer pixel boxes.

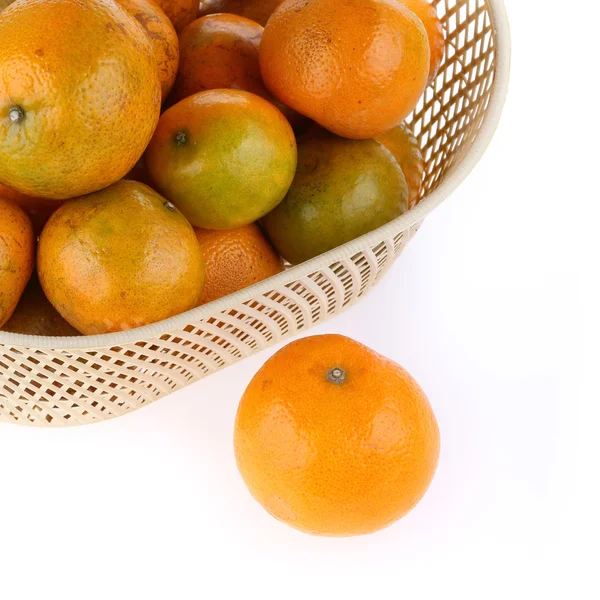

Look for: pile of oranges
[0,0,444,336]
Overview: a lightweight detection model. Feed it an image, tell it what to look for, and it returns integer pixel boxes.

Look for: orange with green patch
[38,180,205,335]
[146,89,297,230]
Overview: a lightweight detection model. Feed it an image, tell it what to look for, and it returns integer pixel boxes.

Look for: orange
[171,14,308,131]
[234,334,440,536]
[2,276,79,337]
[0,197,35,328]
[0,182,62,235]
[153,0,197,32]
[400,0,445,83]
[198,0,283,26]
[0,0,161,199]
[172,14,268,104]
[116,0,180,102]
[195,224,283,305]
[145,89,297,230]
[262,130,408,265]
[38,181,205,335]
[259,0,430,139]
[377,122,425,208]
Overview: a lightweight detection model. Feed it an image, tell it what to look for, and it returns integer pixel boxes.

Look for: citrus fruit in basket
[2,277,79,337]
[198,0,283,26]
[0,198,35,328]
[145,89,297,230]
[0,0,161,200]
[234,334,440,536]
[171,14,308,131]
[400,0,445,83]
[171,14,268,104]
[195,224,283,305]
[262,130,408,265]
[377,122,425,208]
[153,0,197,32]
[259,0,430,139]
[37,181,205,336]
[116,0,180,102]
[0,182,63,235]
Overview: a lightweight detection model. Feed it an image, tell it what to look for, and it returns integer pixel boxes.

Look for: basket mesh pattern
[0,0,501,426]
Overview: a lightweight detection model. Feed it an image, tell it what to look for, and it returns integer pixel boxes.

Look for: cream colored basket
[0,0,510,426]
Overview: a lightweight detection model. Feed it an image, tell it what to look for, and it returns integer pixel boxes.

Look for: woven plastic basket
[0,0,510,427]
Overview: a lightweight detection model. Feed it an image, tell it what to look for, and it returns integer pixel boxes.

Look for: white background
[1,1,598,598]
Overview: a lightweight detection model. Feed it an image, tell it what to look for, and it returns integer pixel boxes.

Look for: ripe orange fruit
[171,14,308,131]
[377,122,425,209]
[0,0,161,199]
[116,0,180,102]
[259,0,430,139]
[400,0,445,83]
[153,0,197,32]
[262,130,408,265]
[0,182,62,235]
[198,0,283,26]
[172,14,268,104]
[2,277,79,337]
[145,90,297,230]
[0,198,35,328]
[234,334,440,536]
[38,181,205,335]
[195,224,283,305]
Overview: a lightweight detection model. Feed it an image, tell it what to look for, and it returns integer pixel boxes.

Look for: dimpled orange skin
[195,224,283,305]
[377,122,425,208]
[234,334,440,537]
[116,0,180,101]
[0,182,62,235]
[2,276,80,337]
[153,0,197,32]
[145,90,297,230]
[0,198,35,328]
[38,181,205,336]
[259,0,430,139]
[400,0,445,83]
[171,14,267,104]
[0,0,161,200]
[198,0,283,26]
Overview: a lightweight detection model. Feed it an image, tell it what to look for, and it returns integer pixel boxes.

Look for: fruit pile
[0,0,444,336]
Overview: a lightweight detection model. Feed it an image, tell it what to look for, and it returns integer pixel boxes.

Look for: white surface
[0,2,597,598]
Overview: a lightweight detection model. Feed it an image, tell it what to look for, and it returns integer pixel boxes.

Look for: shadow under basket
[0,0,510,427]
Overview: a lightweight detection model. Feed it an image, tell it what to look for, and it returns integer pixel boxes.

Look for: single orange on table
[0,198,35,328]
[234,334,440,536]
[153,0,197,32]
[400,0,445,83]
[0,0,161,200]
[195,224,283,305]
[38,181,205,335]
[116,0,180,102]
[145,89,297,230]
[259,0,430,139]
[198,0,283,26]
[377,122,425,209]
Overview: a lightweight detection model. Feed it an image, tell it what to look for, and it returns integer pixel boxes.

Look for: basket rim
[0,0,511,351]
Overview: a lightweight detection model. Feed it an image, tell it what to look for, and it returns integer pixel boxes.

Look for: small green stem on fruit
[164,201,176,212]
[327,367,347,385]
[8,106,25,124]
[175,131,188,146]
